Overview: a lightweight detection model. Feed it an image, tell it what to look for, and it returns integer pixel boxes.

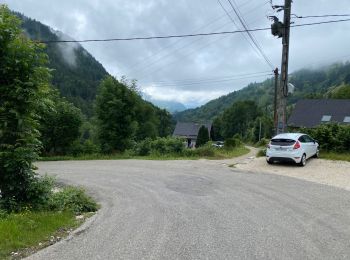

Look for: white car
[266,133,319,166]
[212,141,224,148]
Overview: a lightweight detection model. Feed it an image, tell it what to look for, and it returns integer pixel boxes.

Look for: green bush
[0,176,54,213]
[298,124,350,152]
[48,186,98,214]
[256,138,269,147]
[192,144,216,157]
[196,126,209,148]
[225,137,242,149]
[69,139,100,156]
[134,138,152,156]
[133,137,185,156]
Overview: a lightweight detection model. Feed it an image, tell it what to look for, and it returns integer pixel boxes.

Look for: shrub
[133,137,185,156]
[0,176,54,213]
[298,124,350,152]
[134,138,152,156]
[69,139,100,156]
[25,176,54,211]
[225,137,242,149]
[256,138,269,147]
[48,186,98,214]
[192,144,216,157]
[196,126,209,148]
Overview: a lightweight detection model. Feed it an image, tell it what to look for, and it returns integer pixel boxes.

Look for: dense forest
[16,13,108,117]
[8,11,174,156]
[175,63,350,122]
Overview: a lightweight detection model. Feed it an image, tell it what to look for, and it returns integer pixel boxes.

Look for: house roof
[173,122,212,139]
[288,99,350,128]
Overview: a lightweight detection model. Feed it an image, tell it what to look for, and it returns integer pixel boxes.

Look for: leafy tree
[0,5,51,210]
[196,126,209,147]
[219,101,261,139]
[39,91,83,155]
[252,116,274,142]
[135,102,159,141]
[156,108,173,137]
[95,76,138,153]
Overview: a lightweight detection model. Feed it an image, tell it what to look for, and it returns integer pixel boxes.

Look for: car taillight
[293,141,301,149]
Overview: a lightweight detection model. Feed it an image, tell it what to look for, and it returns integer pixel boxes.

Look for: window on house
[344,116,350,123]
[321,115,332,122]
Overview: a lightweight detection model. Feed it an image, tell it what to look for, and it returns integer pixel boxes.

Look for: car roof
[272,133,306,140]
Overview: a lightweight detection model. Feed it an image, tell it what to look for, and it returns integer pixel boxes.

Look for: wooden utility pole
[277,0,292,134]
[273,67,279,134]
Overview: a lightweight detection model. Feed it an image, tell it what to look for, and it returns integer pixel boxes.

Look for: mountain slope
[16,13,109,116]
[142,93,187,113]
[174,62,350,122]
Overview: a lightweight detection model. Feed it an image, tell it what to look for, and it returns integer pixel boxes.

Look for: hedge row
[299,124,350,152]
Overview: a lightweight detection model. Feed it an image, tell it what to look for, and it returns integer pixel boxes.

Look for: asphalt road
[28,159,350,260]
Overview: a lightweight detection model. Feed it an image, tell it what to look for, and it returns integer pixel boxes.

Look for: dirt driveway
[221,147,350,191]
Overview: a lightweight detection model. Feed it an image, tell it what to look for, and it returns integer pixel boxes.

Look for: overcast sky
[4,0,350,107]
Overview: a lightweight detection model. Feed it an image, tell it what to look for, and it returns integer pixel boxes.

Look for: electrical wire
[226,0,274,70]
[125,0,258,73]
[293,14,350,19]
[143,73,273,87]
[217,0,265,66]
[37,18,350,43]
[143,71,272,84]
[131,21,233,79]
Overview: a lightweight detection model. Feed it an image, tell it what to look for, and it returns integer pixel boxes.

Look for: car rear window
[271,139,296,146]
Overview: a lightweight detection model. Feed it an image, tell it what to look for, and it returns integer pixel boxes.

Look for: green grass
[0,211,79,259]
[320,152,350,162]
[205,146,249,160]
[38,146,250,161]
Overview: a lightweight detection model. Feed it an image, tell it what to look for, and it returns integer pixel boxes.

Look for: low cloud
[54,31,80,67]
[142,85,227,108]
[5,0,350,107]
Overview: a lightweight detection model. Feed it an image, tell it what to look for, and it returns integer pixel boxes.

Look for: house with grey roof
[173,122,212,148]
[288,99,350,128]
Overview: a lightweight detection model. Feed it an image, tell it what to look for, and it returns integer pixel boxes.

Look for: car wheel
[298,154,306,167]
[313,150,319,158]
[267,159,273,164]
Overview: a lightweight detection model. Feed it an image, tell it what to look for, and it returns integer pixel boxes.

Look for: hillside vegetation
[16,13,108,116]
[175,63,350,122]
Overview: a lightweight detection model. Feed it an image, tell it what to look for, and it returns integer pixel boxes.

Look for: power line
[130,2,270,79]
[142,73,273,87]
[226,0,274,69]
[38,18,350,43]
[131,21,233,79]
[293,14,350,19]
[143,71,272,84]
[126,0,260,74]
[125,14,229,73]
[217,0,265,66]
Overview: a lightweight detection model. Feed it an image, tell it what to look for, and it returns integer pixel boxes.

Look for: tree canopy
[0,5,51,210]
[196,126,209,147]
[95,76,173,153]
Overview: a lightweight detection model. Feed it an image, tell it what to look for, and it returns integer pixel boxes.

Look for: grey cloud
[4,0,350,105]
